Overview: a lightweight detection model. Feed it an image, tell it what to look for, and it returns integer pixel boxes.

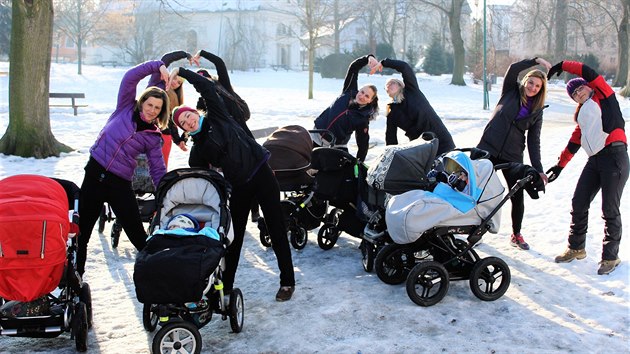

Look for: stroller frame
[136,168,244,354]
[371,170,534,306]
[0,178,92,352]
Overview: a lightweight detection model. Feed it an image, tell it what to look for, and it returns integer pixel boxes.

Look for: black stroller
[257,125,332,250]
[98,154,157,248]
[134,168,243,354]
[365,144,541,306]
[0,175,92,352]
[309,146,370,250]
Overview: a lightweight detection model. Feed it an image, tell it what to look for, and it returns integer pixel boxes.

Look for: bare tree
[0,0,72,158]
[53,0,111,74]
[418,0,467,85]
[573,0,628,86]
[273,0,333,99]
[222,13,267,70]
[93,1,180,64]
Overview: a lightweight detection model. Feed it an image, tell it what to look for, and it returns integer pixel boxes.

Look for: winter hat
[566,78,588,98]
[166,213,199,231]
[172,106,196,130]
[197,69,211,78]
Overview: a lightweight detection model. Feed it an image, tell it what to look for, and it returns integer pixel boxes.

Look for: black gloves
[160,51,191,68]
[547,61,564,79]
[546,165,563,183]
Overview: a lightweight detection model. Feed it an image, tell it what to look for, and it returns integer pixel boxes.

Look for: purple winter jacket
[89,60,166,186]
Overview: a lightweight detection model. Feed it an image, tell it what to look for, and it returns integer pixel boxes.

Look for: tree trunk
[308,37,315,99]
[0,0,72,158]
[448,0,466,85]
[614,0,629,87]
[553,0,568,62]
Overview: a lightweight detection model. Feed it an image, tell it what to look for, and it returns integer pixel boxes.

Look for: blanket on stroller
[134,229,224,304]
[386,151,504,244]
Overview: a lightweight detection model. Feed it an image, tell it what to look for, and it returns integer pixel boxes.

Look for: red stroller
[0,175,92,352]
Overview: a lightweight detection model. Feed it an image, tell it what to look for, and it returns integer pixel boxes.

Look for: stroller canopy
[263,125,313,172]
[0,175,71,302]
[367,138,439,194]
[263,125,314,189]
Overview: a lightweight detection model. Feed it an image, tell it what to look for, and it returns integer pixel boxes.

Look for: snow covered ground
[0,60,628,353]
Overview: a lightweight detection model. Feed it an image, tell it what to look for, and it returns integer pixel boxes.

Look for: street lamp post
[483,0,489,110]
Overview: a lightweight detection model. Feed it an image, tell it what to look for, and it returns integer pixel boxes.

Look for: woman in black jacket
[169,67,296,302]
[477,57,551,250]
[313,55,379,162]
[193,50,260,221]
[372,58,455,155]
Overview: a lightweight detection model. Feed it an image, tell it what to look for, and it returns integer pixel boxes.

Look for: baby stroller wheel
[406,260,450,307]
[73,301,89,352]
[359,240,375,272]
[143,303,158,332]
[228,288,244,333]
[317,225,340,250]
[375,244,416,285]
[98,206,107,233]
[79,282,93,329]
[152,321,202,354]
[111,221,122,248]
[469,256,511,301]
[257,217,272,248]
[290,226,308,250]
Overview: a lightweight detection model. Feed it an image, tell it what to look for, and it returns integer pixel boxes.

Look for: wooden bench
[100,61,120,67]
[49,92,87,116]
[271,64,289,71]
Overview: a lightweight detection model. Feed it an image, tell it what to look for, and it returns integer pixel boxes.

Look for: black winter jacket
[195,50,253,138]
[314,55,374,161]
[179,67,269,186]
[477,58,545,172]
[381,58,455,155]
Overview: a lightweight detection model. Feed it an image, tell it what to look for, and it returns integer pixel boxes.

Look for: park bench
[271,64,289,71]
[100,61,120,67]
[49,92,87,116]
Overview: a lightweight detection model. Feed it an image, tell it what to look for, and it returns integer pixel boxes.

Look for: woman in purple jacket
[77,60,170,276]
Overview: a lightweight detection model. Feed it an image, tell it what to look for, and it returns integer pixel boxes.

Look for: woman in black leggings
[168,66,296,302]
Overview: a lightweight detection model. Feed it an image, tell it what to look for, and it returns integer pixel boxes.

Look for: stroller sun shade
[367,138,439,194]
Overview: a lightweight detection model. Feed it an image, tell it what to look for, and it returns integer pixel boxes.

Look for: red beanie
[172,106,196,130]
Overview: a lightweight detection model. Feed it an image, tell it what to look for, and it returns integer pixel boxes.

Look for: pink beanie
[172,106,196,130]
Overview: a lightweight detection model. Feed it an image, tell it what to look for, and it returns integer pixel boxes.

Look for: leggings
[77,158,147,275]
[222,163,295,291]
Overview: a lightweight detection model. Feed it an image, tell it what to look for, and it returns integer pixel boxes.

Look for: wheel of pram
[98,206,107,233]
[317,225,340,250]
[374,244,416,285]
[406,260,450,307]
[289,226,308,250]
[79,282,93,329]
[143,303,158,332]
[469,256,511,302]
[111,221,122,248]
[360,240,375,272]
[152,321,202,354]
[257,218,272,248]
[73,301,89,352]
[228,288,244,333]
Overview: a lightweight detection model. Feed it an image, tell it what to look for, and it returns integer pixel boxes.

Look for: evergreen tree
[423,34,446,76]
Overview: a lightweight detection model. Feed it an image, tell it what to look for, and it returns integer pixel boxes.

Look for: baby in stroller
[0,175,92,352]
[133,168,243,354]
[365,142,543,306]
